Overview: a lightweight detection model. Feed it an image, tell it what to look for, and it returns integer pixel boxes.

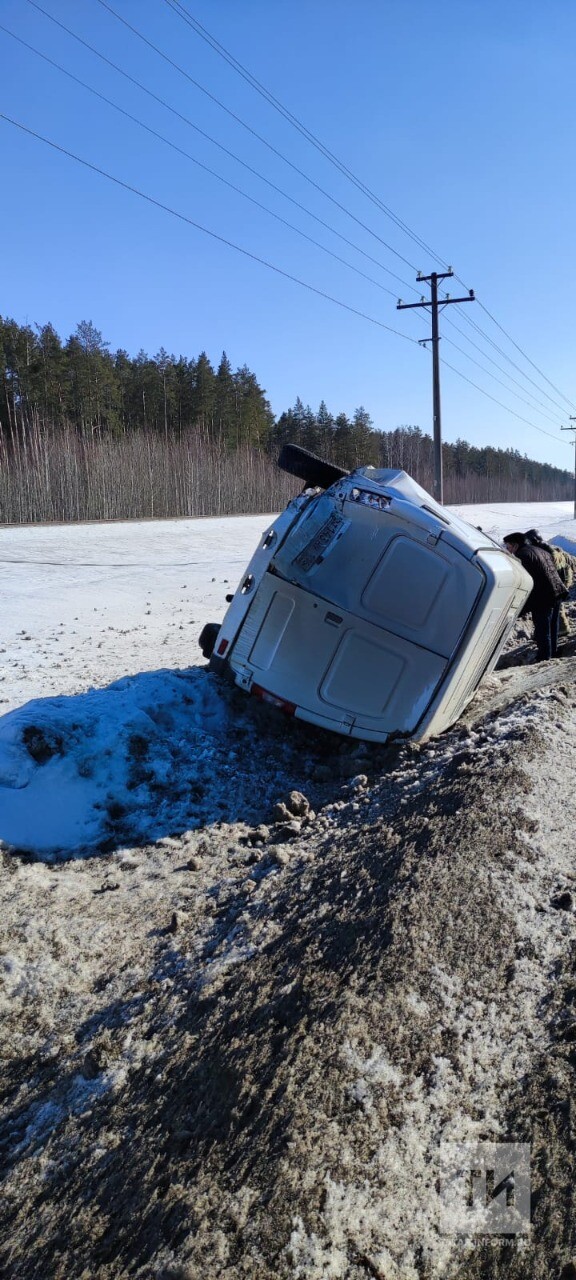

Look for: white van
[200,447,532,744]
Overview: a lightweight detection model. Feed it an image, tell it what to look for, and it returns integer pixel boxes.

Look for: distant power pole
[561,418,576,519]
[398,270,475,504]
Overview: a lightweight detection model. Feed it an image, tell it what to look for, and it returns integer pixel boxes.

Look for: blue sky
[1,0,575,470]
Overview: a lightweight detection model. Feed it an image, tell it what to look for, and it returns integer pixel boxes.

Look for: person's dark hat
[503,531,526,545]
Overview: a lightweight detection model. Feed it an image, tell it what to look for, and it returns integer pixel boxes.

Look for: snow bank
[0,668,229,854]
[0,665,326,857]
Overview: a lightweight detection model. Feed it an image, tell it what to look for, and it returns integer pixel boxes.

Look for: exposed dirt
[2,658,576,1279]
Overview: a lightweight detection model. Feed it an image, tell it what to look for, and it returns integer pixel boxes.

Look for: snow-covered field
[1,501,573,857]
[1,501,573,715]
[1,502,576,1280]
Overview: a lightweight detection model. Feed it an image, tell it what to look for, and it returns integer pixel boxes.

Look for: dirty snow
[1,502,576,1280]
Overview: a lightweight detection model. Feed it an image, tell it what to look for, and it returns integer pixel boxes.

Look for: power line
[400,303,569,432]
[9,26,572,449]
[444,312,568,421]
[2,104,568,453]
[442,315,567,427]
[24,0,416,295]
[11,13,573,436]
[451,269,576,413]
[0,22,402,302]
[95,0,420,273]
[398,270,476,502]
[442,334,566,428]
[8,16,573,452]
[27,0,573,431]
[389,299,570,449]
[561,421,576,519]
[439,356,567,443]
[164,0,450,270]
[452,301,573,417]
[164,0,576,420]
[0,112,421,344]
[6,16,568,445]
[2,103,569,456]
[474,295,576,412]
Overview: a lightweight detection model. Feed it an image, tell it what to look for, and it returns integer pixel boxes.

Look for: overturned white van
[200,446,532,744]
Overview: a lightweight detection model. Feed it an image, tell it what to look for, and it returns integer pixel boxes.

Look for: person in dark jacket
[503,531,568,660]
[524,528,576,636]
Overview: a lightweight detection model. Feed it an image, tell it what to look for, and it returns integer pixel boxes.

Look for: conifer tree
[215,351,235,447]
[192,352,216,440]
[233,364,273,448]
[155,347,175,440]
[36,323,65,426]
[333,411,353,468]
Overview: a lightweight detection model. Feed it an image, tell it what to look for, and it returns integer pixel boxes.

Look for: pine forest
[0,316,572,524]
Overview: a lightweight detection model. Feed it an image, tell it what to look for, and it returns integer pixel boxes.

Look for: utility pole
[398,270,475,504]
[561,418,576,519]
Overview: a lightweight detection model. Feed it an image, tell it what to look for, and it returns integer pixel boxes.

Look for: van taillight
[217,638,229,655]
[252,684,296,716]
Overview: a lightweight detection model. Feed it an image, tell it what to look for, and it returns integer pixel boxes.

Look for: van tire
[277,443,348,490]
[199,622,220,659]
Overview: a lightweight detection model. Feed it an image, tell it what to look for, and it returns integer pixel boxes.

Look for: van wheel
[199,622,220,659]
[277,443,348,490]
